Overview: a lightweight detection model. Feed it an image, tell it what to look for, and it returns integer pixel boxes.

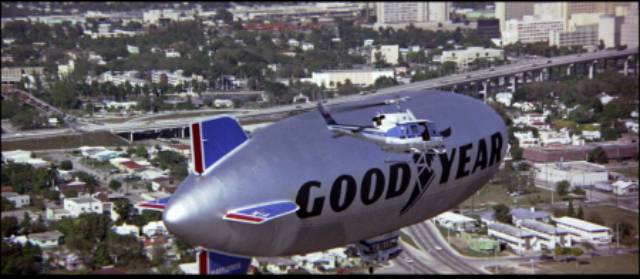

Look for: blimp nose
[163,194,198,243]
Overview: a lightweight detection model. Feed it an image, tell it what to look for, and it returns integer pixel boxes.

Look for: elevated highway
[2,48,637,142]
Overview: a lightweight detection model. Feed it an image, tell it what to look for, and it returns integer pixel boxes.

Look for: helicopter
[317,96,449,156]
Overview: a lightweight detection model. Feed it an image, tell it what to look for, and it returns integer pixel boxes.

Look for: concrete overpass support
[588,61,596,80]
[566,63,573,77]
[624,58,630,76]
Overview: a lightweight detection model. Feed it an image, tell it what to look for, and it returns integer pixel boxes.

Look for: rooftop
[28,230,63,241]
[510,208,551,220]
[553,216,612,232]
[488,222,534,238]
[536,161,607,173]
[436,211,476,223]
[68,196,101,204]
[520,219,568,235]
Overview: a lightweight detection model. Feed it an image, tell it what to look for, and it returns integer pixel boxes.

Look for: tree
[213,8,234,24]
[556,180,570,198]
[109,180,122,191]
[1,217,19,237]
[576,206,584,219]
[492,204,511,224]
[60,160,73,170]
[587,147,609,164]
[567,200,575,217]
[441,61,457,75]
[1,197,15,212]
[373,76,397,89]
[1,240,43,274]
[114,199,133,222]
[598,40,605,50]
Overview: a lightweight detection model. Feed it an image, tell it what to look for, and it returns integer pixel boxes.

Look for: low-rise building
[24,230,64,249]
[534,161,608,188]
[1,192,30,208]
[539,129,571,146]
[371,45,400,65]
[510,207,551,225]
[46,207,72,221]
[142,221,167,237]
[64,196,103,218]
[513,131,540,148]
[519,219,572,249]
[112,223,140,236]
[2,150,48,168]
[610,180,639,196]
[433,211,477,232]
[552,216,612,245]
[581,130,601,141]
[305,68,394,90]
[487,222,536,253]
[495,92,513,106]
[438,47,504,70]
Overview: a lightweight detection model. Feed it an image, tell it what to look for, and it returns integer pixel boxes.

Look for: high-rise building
[502,16,564,45]
[567,2,630,16]
[549,25,599,47]
[598,15,624,48]
[495,2,535,32]
[476,18,501,39]
[620,2,638,48]
[376,2,449,25]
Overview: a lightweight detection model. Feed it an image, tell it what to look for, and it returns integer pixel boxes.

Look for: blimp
[138,89,507,274]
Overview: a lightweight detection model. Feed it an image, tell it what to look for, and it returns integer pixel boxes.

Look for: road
[3,48,637,141]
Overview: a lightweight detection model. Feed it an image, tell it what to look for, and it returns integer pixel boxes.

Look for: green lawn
[458,181,555,210]
[536,254,639,274]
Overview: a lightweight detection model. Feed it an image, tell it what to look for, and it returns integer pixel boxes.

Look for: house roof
[121,161,143,170]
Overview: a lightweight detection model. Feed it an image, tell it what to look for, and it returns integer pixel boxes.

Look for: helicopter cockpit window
[426,122,439,137]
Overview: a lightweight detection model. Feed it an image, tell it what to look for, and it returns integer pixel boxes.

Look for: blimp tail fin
[197,249,251,274]
[317,102,337,125]
[190,116,248,175]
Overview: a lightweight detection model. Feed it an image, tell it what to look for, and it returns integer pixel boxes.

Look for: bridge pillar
[129,132,134,143]
[508,76,517,93]
[181,127,186,138]
[588,61,596,80]
[566,63,573,76]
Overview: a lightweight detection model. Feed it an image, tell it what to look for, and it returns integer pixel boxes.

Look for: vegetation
[492,204,511,224]
[556,180,570,198]
[1,240,43,274]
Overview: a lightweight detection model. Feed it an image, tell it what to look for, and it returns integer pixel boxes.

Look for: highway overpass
[2,48,637,142]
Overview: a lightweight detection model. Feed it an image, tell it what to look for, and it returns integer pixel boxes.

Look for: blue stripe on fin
[200,116,248,171]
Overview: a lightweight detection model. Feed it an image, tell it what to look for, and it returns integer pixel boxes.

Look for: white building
[598,15,623,48]
[210,99,233,108]
[127,45,140,55]
[620,2,638,48]
[57,60,75,79]
[46,207,72,221]
[301,42,315,51]
[495,92,513,107]
[438,47,504,70]
[64,196,103,218]
[433,211,477,232]
[610,180,638,196]
[519,219,572,250]
[307,69,394,90]
[487,222,536,253]
[7,230,63,249]
[539,129,572,146]
[598,92,618,105]
[376,2,449,25]
[534,161,609,188]
[552,216,612,245]
[502,16,565,45]
[513,131,540,148]
[581,130,601,141]
[1,150,48,168]
[549,25,599,47]
[165,49,181,58]
[142,221,168,237]
[1,192,31,208]
[371,45,400,65]
[104,101,138,110]
[112,223,140,236]
[513,113,546,128]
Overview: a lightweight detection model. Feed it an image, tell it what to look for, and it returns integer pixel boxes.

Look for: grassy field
[1,132,130,151]
[614,166,639,180]
[458,181,554,210]
[583,205,639,247]
[536,254,639,274]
